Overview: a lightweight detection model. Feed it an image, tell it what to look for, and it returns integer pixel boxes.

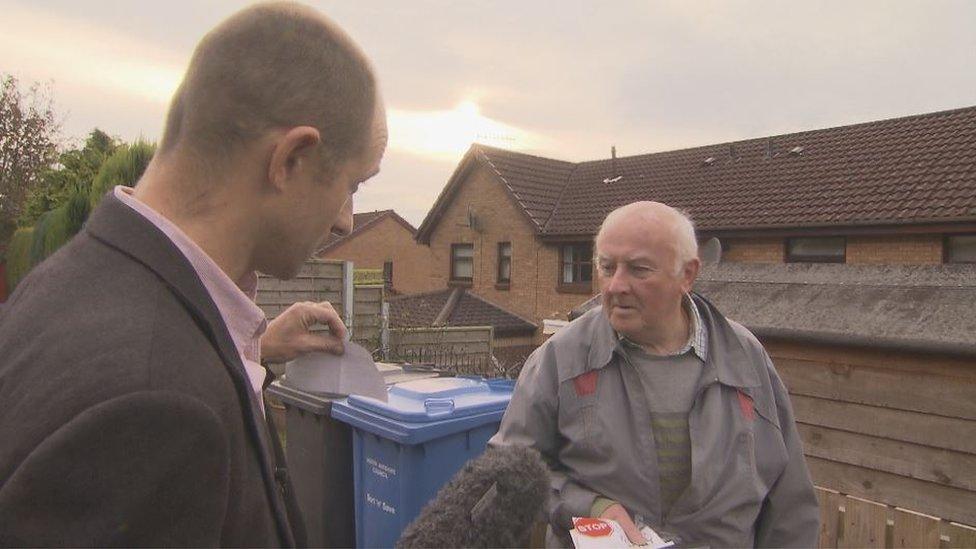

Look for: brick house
[316,209,432,295]
[414,105,976,339]
[413,105,976,525]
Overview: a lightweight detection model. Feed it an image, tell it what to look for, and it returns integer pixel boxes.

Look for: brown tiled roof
[415,144,575,242]
[318,209,417,254]
[389,288,537,336]
[547,105,976,235]
[419,105,976,240]
[474,145,576,230]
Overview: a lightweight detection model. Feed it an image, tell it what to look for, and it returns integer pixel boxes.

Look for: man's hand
[599,502,646,546]
[260,301,347,363]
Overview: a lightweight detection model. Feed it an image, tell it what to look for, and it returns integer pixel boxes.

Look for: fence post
[380,302,390,361]
[342,261,354,340]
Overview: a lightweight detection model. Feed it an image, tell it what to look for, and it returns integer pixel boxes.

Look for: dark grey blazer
[0,194,305,547]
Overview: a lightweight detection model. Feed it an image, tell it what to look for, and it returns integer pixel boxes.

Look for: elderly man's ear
[681,258,701,292]
[267,126,322,191]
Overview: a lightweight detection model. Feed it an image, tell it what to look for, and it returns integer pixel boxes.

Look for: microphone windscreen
[397,445,549,548]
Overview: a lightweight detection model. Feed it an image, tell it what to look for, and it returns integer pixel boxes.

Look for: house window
[946,234,976,263]
[451,243,474,283]
[559,243,593,293]
[497,242,512,285]
[786,237,845,263]
[383,261,393,287]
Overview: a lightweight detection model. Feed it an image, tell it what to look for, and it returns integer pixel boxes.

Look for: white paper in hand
[570,517,675,549]
[283,341,388,401]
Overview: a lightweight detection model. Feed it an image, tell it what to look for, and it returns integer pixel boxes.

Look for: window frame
[785,236,846,264]
[557,242,594,294]
[945,233,976,264]
[382,261,393,288]
[450,243,474,285]
[496,242,512,288]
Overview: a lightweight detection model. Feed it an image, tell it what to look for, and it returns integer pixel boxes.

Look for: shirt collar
[618,293,709,361]
[113,186,267,356]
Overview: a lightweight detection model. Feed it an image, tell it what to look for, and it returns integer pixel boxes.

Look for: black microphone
[397,445,549,549]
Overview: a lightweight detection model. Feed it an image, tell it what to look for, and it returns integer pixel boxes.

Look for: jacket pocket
[557,380,602,455]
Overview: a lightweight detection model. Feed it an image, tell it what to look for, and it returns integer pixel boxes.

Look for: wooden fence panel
[793,395,976,455]
[839,496,887,548]
[817,488,844,548]
[891,508,941,548]
[767,340,976,530]
[351,285,384,350]
[776,358,976,421]
[943,523,976,548]
[807,457,976,526]
[798,424,976,491]
[257,260,345,321]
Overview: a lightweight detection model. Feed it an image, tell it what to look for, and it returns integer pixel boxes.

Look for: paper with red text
[570,517,674,549]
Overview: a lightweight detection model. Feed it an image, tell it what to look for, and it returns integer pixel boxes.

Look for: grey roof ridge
[461,290,539,328]
[475,146,544,232]
[475,144,579,231]
[698,278,976,291]
[747,325,976,360]
[432,287,464,326]
[541,160,586,233]
[388,287,454,302]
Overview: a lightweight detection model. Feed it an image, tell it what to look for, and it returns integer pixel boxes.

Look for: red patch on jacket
[573,371,598,397]
[737,389,755,422]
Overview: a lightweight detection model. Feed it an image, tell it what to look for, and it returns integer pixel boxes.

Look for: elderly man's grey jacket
[0,195,304,546]
[490,294,819,548]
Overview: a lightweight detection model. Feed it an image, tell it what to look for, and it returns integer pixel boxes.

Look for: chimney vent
[603,145,621,183]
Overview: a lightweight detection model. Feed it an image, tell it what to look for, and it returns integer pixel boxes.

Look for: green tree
[19,129,118,226]
[0,74,61,245]
[5,139,156,291]
[88,139,155,208]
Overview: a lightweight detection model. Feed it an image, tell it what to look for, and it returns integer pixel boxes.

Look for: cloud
[388,101,550,162]
[0,3,184,105]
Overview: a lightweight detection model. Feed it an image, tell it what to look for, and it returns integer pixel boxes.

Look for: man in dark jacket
[0,3,387,546]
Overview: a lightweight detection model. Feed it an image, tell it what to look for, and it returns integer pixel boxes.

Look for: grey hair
[595,201,699,275]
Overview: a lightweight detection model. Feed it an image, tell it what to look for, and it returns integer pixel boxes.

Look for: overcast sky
[2,1,974,226]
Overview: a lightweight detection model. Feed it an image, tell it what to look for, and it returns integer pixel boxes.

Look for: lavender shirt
[114,186,268,415]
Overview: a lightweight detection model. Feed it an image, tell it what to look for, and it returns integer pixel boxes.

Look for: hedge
[5,228,34,290]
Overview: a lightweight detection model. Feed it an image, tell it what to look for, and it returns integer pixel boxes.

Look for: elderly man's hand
[599,503,647,545]
[260,301,347,363]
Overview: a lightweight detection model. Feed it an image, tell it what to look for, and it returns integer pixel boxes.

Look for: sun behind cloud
[388,100,547,162]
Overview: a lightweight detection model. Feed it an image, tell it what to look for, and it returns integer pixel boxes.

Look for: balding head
[160,2,376,170]
[594,201,701,350]
[596,201,698,275]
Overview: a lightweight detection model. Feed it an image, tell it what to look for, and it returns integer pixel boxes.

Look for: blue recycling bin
[331,376,515,548]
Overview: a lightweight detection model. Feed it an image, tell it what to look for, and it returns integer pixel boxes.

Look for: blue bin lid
[345,376,514,423]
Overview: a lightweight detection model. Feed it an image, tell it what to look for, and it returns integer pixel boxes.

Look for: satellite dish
[699,237,722,266]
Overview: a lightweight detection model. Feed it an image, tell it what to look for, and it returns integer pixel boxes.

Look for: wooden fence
[256,260,343,320]
[351,284,384,351]
[817,487,976,548]
[257,260,385,351]
[764,339,976,530]
[387,326,498,377]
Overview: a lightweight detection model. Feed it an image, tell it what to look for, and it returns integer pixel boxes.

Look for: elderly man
[491,201,819,547]
[0,3,386,546]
